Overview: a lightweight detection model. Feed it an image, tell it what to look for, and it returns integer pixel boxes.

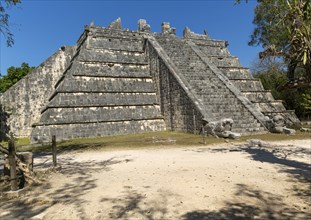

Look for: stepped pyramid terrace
[0,18,300,143]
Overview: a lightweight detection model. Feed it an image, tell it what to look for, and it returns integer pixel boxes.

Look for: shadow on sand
[0,155,132,219]
[181,183,309,220]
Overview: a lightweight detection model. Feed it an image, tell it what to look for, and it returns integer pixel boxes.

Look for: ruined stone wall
[0,47,75,137]
[147,40,204,133]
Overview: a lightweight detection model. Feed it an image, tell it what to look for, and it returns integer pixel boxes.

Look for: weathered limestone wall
[31,25,166,143]
[31,120,165,142]
[0,47,75,137]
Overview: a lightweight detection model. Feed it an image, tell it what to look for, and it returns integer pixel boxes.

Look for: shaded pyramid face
[31,26,166,143]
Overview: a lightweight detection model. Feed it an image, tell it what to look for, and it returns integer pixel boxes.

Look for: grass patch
[0,137,30,148]
[301,124,311,129]
[20,131,227,153]
[15,137,30,146]
[238,131,310,142]
[12,130,311,154]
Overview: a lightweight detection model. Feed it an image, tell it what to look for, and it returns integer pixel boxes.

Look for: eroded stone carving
[161,22,176,35]
[90,20,94,27]
[267,115,296,134]
[138,19,150,32]
[108,17,122,30]
[183,27,208,40]
[203,118,241,139]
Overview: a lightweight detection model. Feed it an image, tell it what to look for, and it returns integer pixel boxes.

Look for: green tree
[237,0,311,87]
[252,58,311,119]
[0,0,21,47]
[299,90,311,119]
[0,62,34,92]
[251,58,287,100]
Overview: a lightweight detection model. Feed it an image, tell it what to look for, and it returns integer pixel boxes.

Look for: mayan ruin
[0,18,300,143]
[1,0,311,215]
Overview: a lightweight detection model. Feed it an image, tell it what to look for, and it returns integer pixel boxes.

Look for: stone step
[251,100,283,103]
[242,91,275,102]
[189,76,224,82]
[38,105,163,125]
[218,67,253,80]
[178,62,209,69]
[254,102,287,113]
[209,110,255,118]
[47,92,159,108]
[187,75,213,81]
[31,119,166,143]
[56,77,156,93]
[79,49,147,64]
[217,66,249,70]
[87,36,144,52]
[190,83,226,89]
[188,38,227,47]
[231,79,264,91]
[196,88,234,94]
[195,45,230,56]
[202,56,242,67]
[90,27,144,40]
[206,106,256,115]
[72,62,151,78]
[174,67,207,75]
[201,102,242,107]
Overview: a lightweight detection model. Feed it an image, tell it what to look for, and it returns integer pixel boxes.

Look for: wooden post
[193,109,196,134]
[202,125,206,144]
[8,139,18,191]
[52,135,57,167]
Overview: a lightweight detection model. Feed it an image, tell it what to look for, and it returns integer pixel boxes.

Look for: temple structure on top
[0,18,300,143]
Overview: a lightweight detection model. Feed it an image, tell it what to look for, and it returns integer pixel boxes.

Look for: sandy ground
[0,139,310,220]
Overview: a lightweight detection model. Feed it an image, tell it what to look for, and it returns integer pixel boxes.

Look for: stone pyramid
[0,18,300,143]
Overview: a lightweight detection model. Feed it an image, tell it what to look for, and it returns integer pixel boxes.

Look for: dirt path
[0,139,310,219]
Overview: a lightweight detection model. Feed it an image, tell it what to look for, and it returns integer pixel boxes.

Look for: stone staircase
[191,38,300,126]
[155,35,266,134]
[30,26,166,142]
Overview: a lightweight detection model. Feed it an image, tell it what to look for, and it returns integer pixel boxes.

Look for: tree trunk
[287,60,297,82]
[1,144,38,185]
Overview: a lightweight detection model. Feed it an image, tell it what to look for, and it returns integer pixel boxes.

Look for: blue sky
[0,0,261,75]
